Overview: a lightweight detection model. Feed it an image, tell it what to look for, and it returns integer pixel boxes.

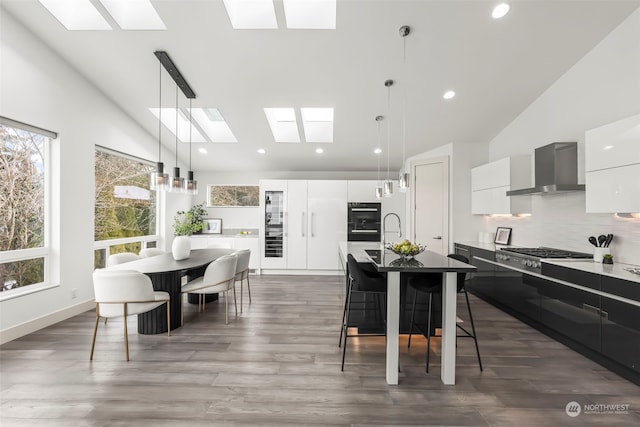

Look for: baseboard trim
[0,300,94,345]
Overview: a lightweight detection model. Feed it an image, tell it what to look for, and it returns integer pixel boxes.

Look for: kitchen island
[339,242,476,385]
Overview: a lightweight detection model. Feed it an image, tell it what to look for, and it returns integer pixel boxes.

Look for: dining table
[361,247,477,385]
[106,248,235,334]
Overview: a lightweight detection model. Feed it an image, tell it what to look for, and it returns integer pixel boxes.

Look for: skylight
[191,108,238,143]
[99,0,166,30]
[301,108,334,143]
[149,108,206,143]
[223,0,278,29]
[283,0,336,29]
[38,0,112,30]
[264,108,300,143]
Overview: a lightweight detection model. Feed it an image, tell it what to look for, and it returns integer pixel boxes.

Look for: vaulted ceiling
[3,0,639,172]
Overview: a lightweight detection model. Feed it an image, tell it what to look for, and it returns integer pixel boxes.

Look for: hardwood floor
[1,274,638,426]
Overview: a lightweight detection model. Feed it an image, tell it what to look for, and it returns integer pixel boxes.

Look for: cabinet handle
[311,212,315,237]
[433,236,442,240]
[301,212,305,237]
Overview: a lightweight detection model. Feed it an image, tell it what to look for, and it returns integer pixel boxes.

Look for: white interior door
[412,157,449,255]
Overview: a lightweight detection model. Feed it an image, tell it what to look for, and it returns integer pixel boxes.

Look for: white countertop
[542,259,640,284]
[191,228,258,238]
[455,241,512,252]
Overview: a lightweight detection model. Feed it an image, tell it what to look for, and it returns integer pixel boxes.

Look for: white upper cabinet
[585,114,640,172]
[471,156,531,215]
[585,114,640,213]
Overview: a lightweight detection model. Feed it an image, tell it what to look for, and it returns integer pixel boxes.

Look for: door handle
[433,236,442,240]
[301,212,305,237]
[311,212,315,237]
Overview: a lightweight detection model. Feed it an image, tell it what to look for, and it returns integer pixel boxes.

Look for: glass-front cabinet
[264,190,284,259]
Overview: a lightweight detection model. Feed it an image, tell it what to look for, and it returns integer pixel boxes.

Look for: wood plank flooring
[1,274,639,426]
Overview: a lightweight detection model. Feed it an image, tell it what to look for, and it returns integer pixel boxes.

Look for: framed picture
[204,218,222,234]
[207,185,259,207]
[494,227,512,245]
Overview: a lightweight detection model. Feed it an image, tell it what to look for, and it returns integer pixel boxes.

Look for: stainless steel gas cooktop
[496,247,592,273]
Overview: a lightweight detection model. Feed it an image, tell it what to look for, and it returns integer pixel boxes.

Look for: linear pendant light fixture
[384,79,394,197]
[152,51,196,194]
[398,25,411,193]
[150,60,169,191]
[375,115,384,199]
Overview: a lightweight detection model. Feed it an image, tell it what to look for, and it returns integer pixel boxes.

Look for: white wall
[485,8,640,264]
[0,11,189,340]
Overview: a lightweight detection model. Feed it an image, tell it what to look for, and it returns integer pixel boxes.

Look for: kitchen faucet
[382,212,402,248]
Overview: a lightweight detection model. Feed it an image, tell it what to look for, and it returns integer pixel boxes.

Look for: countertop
[455,240,640,284]
[191,228,258,238]
[543,259,640,284]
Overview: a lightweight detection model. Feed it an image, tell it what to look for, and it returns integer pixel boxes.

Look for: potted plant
[171,202,207,260]
[602,254,614,265]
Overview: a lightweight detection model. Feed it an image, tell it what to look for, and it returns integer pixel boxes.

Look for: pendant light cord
[377,118,382,183]
[402,33,407,168]
[174,85,178,168]
[189,99,192,171]
[386,84,391,181]
[158,61,162,162]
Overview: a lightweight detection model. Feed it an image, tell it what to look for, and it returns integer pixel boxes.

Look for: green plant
[173,202,207,236]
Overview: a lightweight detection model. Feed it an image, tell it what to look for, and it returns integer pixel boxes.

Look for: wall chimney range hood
[507,142,585,196]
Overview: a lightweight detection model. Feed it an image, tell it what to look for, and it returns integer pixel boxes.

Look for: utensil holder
[593,247,610,263]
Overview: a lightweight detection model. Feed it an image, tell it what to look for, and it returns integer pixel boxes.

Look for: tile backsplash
[483,192,640,265]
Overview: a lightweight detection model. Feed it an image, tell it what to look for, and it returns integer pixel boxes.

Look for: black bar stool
[407,253,482,373]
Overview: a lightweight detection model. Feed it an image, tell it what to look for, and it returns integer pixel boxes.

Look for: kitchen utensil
[588,236,598,247]
[597,235,607,247]
[604,233,613,248]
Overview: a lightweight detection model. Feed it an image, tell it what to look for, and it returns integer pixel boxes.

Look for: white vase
[172,236,191,260]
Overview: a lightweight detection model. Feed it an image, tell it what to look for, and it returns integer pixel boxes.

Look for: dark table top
[106,248,235,274]
[365,249,477,273]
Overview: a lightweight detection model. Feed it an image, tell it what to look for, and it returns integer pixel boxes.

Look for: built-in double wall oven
[347,202,381,242]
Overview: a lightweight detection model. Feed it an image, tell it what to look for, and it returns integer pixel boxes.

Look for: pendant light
[398,25,411,193]
[184,98,198,195]
[170,84,184,193]
[150,60,169,191]
[375,115,384,199]
[384,79,394,197]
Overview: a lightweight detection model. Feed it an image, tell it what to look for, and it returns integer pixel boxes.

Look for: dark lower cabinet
[601,276,640,374]
[456,242,640,385]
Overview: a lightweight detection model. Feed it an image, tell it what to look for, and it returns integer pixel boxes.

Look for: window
[0,122,51,294]
[94,148,157,268]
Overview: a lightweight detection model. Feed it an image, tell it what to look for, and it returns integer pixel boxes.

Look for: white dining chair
[90,269,170,361]
[107,252,140,266]
[181,254,238,325]
[231,249,251,312]
[139,248,165,258]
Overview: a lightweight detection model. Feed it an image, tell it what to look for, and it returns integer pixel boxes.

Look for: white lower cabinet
[189,237,260,270]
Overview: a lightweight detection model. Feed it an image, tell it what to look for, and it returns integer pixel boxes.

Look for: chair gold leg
[232,283,238,317]
[239,277,243,313]
[247,274,251,303]
[123,304,129,362]
[225,290,229,325]
[167,300,171,337]
[90,305,100,361]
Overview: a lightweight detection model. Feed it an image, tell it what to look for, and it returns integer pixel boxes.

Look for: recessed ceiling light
[223,0,277,29]
[283,0,336,29]
[257,148,266,154]
[301,108,334,143]
[264,108,300,143]
[315,148,324,154]
[603,145,614,150]
[443,90,456,100]
[374,148,382,154]
[492,3,511,19]
[38,0,112,30]
[99,0,165,30]
[198,148,208,154]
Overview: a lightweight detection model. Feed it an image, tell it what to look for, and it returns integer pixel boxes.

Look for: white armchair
[90,269,170,361]
[107,252,140,266]
[181,254,238,325]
